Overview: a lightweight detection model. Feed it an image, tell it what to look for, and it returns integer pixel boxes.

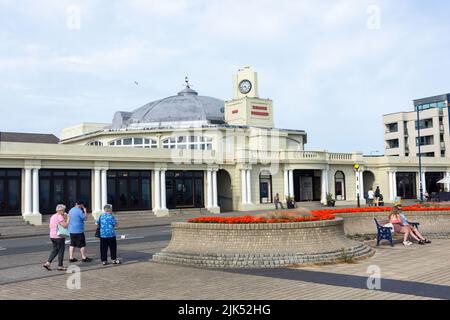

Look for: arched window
[108,137,157,148]
[259,170,273,204]
[334,171,346,200]
[86,141,103,146]
[162,136,212,150]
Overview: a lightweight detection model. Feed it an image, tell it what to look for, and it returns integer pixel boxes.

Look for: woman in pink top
[389,207,421,246]
[43,204,69,271]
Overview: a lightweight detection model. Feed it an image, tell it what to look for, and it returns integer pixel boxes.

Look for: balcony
[235,149,357,163]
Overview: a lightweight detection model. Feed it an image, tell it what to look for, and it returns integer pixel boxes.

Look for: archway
[334,171,346,200]
[217,169,233,212]
[363,171,376,199]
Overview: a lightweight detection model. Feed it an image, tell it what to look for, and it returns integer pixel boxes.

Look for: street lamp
[354,164,361,208]
[416,106,424,204]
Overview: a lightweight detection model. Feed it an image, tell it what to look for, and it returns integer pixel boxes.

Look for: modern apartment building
[383,93,450,158]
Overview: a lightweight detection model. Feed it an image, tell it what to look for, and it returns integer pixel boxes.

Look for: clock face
[239,80,252,94]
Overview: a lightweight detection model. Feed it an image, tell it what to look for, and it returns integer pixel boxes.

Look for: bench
[374,218,420,247]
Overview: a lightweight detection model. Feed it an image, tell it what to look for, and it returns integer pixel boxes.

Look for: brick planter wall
[152,218,374,268]
[336,211,450,238]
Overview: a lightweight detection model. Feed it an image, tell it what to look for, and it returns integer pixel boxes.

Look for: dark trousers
[48,238,66,267]
[100,237,117,262]
[275,201,284,209]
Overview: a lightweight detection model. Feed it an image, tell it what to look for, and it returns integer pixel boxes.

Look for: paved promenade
[1,239,449,300]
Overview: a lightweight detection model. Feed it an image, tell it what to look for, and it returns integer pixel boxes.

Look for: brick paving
[0,240,449,300]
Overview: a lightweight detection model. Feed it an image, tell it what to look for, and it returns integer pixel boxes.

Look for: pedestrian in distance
[96,204,121,266]
[374,186,381,206]
[274,193,284,210]
[67,200,92,263]
[43,204,69,271]
[367,188,375,207]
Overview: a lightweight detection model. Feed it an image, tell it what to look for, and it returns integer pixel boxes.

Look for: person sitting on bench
[396,204,431,244]
[389,207,422,246]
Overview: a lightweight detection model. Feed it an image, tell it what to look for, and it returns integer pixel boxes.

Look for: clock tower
[225,66,274,128]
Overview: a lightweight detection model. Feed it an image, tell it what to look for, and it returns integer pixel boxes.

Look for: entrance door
[166,171,204,209]
[107,170,152,212]
[0,169,21,216]
[299,176,313,201]
[175,178,194,207]
[39,170,91,214]
[396,172,417,199]
[425,172,444,194]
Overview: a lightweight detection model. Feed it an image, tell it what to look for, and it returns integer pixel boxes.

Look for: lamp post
[416,106,424,204]
[354,164,361,208]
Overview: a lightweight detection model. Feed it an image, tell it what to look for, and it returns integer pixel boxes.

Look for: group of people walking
[43,201,120,271]
[367,186,384,207]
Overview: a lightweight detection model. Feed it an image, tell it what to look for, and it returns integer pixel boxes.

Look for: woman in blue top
[96,204,121,265]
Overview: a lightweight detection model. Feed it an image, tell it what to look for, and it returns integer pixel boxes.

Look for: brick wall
[153,218,374,268]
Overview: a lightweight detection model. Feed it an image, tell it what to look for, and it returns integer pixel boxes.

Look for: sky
[0,0,449,154]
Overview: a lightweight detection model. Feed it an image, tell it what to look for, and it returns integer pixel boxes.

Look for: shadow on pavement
[225,268,450,300]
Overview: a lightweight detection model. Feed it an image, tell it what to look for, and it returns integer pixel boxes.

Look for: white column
[94,169,101,212]
[241,169,247,204]
[321,169,329,204]
[23,169,32,215]
[388,171,394,201]
[421,171,427,195]
[446,172,450,192]
[32,168,40,215]
[206,169,213,208]
[393,171,397,200]
[283,169,289,198]
[359,170,365,200]
[246,169,252,204]
[212,170,218,208]
[154,169,161,210]
[101,169,107,209]
[288,170,294,198]
[160,170,167,210]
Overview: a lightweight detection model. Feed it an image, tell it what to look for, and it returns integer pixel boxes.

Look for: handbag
[57,224,70,237]
[95,215,101,238]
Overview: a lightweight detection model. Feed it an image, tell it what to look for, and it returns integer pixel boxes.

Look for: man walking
[67,200,92,263]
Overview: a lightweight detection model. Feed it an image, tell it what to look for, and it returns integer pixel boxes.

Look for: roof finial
[185,75,190,89]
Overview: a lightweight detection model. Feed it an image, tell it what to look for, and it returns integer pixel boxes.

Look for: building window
[385,123,398,133]
[165,171,204,209]
[386,139,399,149]
[107,170,151,211]
[415,100,446,111]
[0,169,21,216]
[415,118,433,130]
[416,152,435,157]
[86,141,103,146]
[39,170,91,215]
[415,135,434,146]
[162,136,212,150]
[109,137,157,148]
[334,171,346,201]
[259,171,273,204]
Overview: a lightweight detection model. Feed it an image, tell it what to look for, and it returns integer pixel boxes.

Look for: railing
[235,149,356,162]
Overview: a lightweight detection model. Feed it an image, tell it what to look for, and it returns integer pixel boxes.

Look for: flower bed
[188,214,335,224]
[311,204,450,219]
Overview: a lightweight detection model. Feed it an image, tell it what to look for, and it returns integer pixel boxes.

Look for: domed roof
[112,82,225,130]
